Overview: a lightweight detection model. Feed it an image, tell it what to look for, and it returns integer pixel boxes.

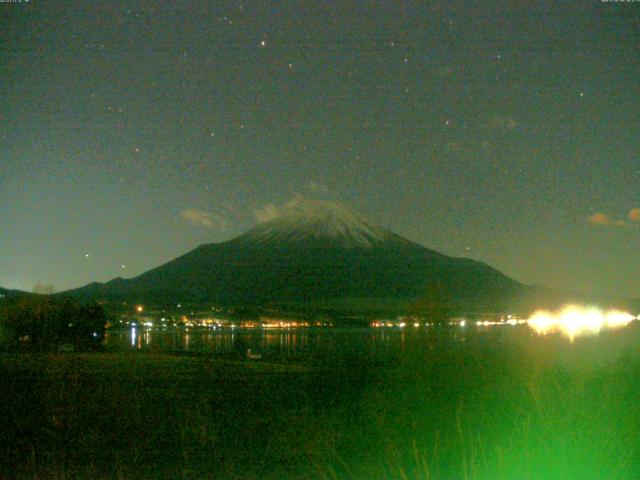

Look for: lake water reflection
[104,321,640,368]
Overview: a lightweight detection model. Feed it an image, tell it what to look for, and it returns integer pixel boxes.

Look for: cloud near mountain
[253,195,335,224]
[587,212,610,226]
[587,210,640,229]
[253,203,281,223]
[181,209,228,230]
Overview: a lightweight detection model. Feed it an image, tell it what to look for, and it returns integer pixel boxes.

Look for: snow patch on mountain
[241,197,400,248]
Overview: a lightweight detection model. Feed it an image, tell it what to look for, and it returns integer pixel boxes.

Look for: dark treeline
[0,296,108,351]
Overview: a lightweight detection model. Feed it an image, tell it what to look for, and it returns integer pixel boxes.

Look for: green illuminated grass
[2,339,640,479]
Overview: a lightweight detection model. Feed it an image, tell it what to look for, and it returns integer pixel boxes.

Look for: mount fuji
[62,198,528,314]
[62,198,635,316]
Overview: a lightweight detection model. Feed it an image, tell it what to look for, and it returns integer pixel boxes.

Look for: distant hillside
[0,287,32,300]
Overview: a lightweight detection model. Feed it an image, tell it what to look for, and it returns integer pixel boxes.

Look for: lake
[104,321,640,369]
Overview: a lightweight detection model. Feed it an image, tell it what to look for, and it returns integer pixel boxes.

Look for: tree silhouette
[0,297,107,351]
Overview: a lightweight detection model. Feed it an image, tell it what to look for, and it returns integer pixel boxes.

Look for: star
[579,92,585,98]
[260,40,266,47]
[85,254,91,258]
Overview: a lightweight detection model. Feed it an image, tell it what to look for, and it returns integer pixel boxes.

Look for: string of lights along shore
[1,1,639,299]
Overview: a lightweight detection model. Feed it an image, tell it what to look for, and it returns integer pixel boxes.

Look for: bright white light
[459,320,466,327]
[528,305,635,341]
[476,320,500,326]
[605,310,636,328]
[130,326,136,347]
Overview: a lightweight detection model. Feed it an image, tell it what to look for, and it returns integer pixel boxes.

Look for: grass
[2,332,640,479]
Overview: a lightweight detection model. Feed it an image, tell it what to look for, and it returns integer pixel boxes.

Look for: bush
[0,297,107,351]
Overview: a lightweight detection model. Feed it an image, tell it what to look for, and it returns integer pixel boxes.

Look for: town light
[527,305,635,341]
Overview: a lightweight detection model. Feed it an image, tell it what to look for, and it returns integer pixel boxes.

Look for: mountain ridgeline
[59,199,638,316]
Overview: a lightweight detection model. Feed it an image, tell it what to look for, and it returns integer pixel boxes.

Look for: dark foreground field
[3,337,640,479]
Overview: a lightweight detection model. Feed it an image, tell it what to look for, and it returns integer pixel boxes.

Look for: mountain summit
[237,197,404,248]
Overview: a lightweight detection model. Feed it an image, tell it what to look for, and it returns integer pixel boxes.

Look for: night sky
[1,1,638,298]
